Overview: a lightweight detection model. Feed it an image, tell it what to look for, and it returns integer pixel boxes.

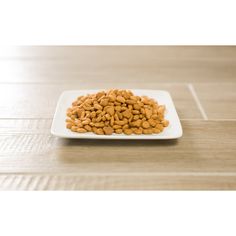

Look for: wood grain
[1,174,236,190]
[194,83,236,119]
[0,121,235,176]
[0,46,236,83]
[0,84,202,119]
[0,46,236,190]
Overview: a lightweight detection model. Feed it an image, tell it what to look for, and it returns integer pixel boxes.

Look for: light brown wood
[0,46,236,190]
[194,83,236,119]
[1,174,236,190]
[0,84,202,119]
[0,46,236,83]
[0,120,235,174]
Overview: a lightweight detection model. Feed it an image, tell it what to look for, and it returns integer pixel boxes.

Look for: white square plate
[51,89,183,139]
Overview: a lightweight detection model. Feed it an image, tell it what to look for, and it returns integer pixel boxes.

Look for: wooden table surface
[0,46,236,190]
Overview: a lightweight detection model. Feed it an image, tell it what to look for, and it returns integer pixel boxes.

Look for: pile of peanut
[66,89,169,135]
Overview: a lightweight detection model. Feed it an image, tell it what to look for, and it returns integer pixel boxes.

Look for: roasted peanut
[142,121,150,129]
[113,125,122,129]
[148,118,157,127]
[114,120,126,126]
[114,113,119,121]
[133,115,140,121]
[92,127,97,133]
[133,128,142,135]
[117,112,123,120]
[115,106,122,112]
[153,128,161,133]
[132,110,140,115]
[131,119,142,127]
[106,106,115,116]
[100,98,109,106]
[71,126,78,132]
[114,101,121,106]
[108,95,116,102]
[161,120,169,127]
[94,122,105,128]
[122,109,132,118]
[95,128,104,135]
[143,128,153,134]
[110,116,114,126]
[156,123,164,131]
[116,96,125,103]
[145,109,152,119]
[133,104,141,110]
[66,123,72,129]
[94,103,102,110]
[122,124,129,130]
[126,99,135,105]
[66,89,169,135]
[105,113,111,120]
[90,111,96,118]
[77,128,87,133]
[158,105,165,114]
[151,114,158,120]
[115,129,123,134]
[103,126,114,135]
[82,119,90,125]
[123,129,133,135]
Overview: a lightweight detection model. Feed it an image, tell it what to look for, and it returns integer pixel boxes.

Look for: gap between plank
[188,83,208,120]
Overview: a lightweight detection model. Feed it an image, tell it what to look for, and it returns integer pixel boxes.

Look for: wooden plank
[2,46,236,59]
[0,121,235,175]
[1,174,236,190]
[0,84,202,119]
[0,119,51,133]
[0,46,236,83]
[194,83,236,119]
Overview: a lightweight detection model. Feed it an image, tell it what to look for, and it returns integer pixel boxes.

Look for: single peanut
[143,128,153,134]
[95,128,104,135]
[162,120,169,127]
[148,118,157,127]
[66,123,72,129]
[156,123,164,131]
[133,104,141,110]
[71,126,78,132]
[83,125,91,131]
[115,129,123,134]
[100,98,109,106]
[145,109,152,119]
[133,128,142,135]
[116,96,126,103]
[124,129,133,135]
[94,103,102,110]
[142,121,150,129]
[115,106,122,112]
[122,109,132,118]
[153,128,161,134]
[122,124,129,130]
[113,125,122,129]
[106,106,115,116]
[133,115,140,121]
[77,128,87,133]
[103,126,114,135]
